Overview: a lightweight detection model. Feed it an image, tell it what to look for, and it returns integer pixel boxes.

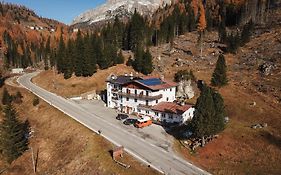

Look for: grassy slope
[0,85,159,175]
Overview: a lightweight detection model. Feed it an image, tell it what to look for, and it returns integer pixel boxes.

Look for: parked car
[134,116,152,128]
[123,118,137,125]
[116,113,129,120]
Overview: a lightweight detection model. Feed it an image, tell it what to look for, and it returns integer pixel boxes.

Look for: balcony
[111,88,121,93]
[112,96,119,101]
[118,92,162,100]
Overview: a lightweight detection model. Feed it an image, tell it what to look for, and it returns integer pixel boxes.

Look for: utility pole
[30,147,36,174]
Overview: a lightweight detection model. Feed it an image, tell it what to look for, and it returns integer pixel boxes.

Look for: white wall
[182,107,195,123]
[107,84,177,115]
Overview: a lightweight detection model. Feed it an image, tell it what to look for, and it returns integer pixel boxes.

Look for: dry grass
[33,64,136,97]
[0,85,159,175]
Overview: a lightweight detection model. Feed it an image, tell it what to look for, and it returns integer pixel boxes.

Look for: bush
[174,70,196,82]
[13,91,23,104]
[33,96,39,106]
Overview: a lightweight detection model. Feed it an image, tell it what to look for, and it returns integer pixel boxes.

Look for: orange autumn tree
[197,1,207,58]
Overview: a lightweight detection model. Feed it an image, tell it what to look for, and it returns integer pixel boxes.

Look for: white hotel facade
[106,74,194,124]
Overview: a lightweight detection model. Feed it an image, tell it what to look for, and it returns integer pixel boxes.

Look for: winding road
[17,72,210,175]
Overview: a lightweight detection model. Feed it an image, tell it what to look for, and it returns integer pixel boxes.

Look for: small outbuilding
[12,68,24,74]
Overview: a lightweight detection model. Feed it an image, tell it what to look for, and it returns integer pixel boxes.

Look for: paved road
[18,72,211,175]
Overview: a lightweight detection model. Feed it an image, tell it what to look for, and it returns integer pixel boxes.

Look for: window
[126,97,129,101]
[134,99,137,102]
[126,89,130,94]
[135,89,137,94]
[156,100,158,104]
[146,110,149,114]
[146,91,149,96]
[169,114,173,119]
[166,97,169,101]
[170,88,172,91]
[146,100,149,106]
[155,112,159,116]
[138,109,141,112]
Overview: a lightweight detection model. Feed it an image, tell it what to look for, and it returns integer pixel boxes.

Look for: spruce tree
[0,104,29,163]
[191,85,226,141]
[240,20,254,46]
[63,39,74,79]
[116,50,125,64]
[56,34,66,74]
[141,49,153,75]
[211,54,228,87]
[74,30,84,76]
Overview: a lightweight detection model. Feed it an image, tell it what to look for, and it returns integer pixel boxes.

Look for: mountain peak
[72,0,172,25]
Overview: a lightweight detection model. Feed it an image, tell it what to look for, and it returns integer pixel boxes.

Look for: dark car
[116,114,129,120]
[123,118,137,125]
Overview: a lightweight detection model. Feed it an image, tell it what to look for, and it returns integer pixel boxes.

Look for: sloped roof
[152,102,192,115]
[135,77,177,91]
[107,75,139,85]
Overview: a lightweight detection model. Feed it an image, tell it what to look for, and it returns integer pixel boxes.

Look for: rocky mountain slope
[72,0,172,25]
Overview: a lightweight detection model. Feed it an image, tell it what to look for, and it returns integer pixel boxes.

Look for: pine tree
[191,85,226,142]
[63,39,74,79]
[74,30,84,76]
[2,88,12,105]
[142,49,153,75]
[132,45,144,72]
[211,54,228,87]
[240,20,254,46]
[0,104,29,163]
[116,50,125,64]
[56,34,66,74]
[129,9,146,51]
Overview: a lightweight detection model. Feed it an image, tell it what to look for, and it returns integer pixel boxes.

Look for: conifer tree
[211,54,228,87]
[56,34,66,74]
[0,104,29,163]
[191,85,226,143]
[141,49,153,75]
[129,9,146,52]
[63,39,74,79]
[240,20,254,46]
[74,30,84,76]
[132,45,144,72]
[116,50,125,64]
[2,88,12,105]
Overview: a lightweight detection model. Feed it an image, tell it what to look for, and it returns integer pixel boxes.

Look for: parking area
[68,99,174,152]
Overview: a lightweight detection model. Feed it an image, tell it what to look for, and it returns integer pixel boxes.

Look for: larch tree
[197,2,207,58]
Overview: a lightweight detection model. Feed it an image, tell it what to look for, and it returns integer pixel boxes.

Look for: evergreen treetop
[211,54,228,87]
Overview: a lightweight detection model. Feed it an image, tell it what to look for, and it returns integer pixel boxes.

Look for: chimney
[124,73,128,76]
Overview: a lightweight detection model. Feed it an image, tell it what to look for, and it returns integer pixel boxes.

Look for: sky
[3,0,106,24]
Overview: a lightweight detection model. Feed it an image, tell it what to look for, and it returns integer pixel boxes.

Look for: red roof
[152,102,192,115]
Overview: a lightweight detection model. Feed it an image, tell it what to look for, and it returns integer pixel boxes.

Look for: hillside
[1,0,281,174]
[0,85,160,175]
[32,7,281,173]
[0,2,71,72]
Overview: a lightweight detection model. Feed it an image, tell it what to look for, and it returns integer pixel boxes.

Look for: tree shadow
[260,130,281,149]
